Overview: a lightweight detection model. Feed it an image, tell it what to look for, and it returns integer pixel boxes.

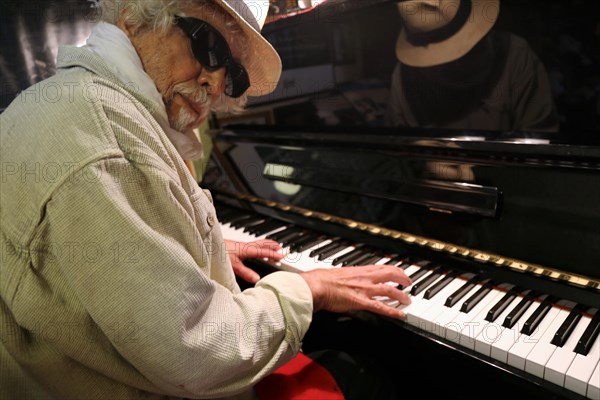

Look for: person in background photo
[386,0,560,133]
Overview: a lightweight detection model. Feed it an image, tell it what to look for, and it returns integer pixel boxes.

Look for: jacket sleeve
[41,157,313,398]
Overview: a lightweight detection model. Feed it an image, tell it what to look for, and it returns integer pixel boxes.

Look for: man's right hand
[299,265,412,319]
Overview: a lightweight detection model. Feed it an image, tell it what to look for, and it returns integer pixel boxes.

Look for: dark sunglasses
[174,16,250,98]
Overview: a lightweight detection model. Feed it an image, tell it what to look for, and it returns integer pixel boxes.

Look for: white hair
[99,0,248,111]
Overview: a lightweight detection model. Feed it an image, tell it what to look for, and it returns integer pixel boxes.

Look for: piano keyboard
[217,206,600,400]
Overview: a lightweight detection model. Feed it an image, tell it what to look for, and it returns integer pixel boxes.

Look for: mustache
[170,82,211,107]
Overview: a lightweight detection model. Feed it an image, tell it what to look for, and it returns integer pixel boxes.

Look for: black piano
[202,124,600,400]
[198,0,599,398]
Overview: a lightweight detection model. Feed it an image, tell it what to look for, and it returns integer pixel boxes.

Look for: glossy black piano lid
[202,0,600,285]
[204,125,600,283]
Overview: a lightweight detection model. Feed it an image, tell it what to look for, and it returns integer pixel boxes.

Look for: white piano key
[588,361,600,400]
[275,241,347,272]
[472,289,529,357]
[390,278,438,314]
[448,283,510,346]
[426,279,486,339]
[507,300,573,371]
[486,296,542,363]
[545,308,598,387]
[405,274,474,335]
[565,335,600,397]
[220,222,260,242]
[525,301,577,378]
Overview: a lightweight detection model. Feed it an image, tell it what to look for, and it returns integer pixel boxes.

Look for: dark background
[2,0,599,134]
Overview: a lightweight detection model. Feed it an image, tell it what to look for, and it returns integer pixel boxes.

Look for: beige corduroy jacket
[0,45,312,400]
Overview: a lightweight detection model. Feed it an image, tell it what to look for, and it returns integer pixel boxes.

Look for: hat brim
[213,0,282,97]
[396,0,500,67]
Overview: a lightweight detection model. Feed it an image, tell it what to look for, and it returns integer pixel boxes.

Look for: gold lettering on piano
[429,242,445,251]
[474,253,491,262]
[219,190,600,292]
[428,207,453,214]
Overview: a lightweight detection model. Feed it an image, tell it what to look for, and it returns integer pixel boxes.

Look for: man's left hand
[225,239,284,284]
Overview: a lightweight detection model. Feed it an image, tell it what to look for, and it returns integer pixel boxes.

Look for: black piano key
[460,280,495,313]
[230,215,263,229]
[266,226,303,241]
[521,296,557,336]
[247,220,287,235]
[332,247,365,266]
[310,240,346,260]
[343,251,376,267]
[397,258,417,270]
[551,304,586,347]
[485,287,520,323]
[410,268,443,296]
[225,213,254,225]
[444,275,481,308]
[503,291,538,329]
[574,310,600,355]
[384,255,406,266]
[278,230,308,246]
[239,217,268,231]
[289,234,323,252]
[360,254,385,266]
[424,271,457,300]
[406,265,431,283]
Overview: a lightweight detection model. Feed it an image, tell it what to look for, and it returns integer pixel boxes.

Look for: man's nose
[198,67,226,97]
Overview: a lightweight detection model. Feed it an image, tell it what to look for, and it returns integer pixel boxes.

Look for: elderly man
[0,0,411,398]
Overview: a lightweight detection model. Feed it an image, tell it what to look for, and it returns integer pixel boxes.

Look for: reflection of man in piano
[0,0,411,399]
[385,0,560,133]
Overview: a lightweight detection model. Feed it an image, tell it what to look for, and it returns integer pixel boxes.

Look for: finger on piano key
[372,259,433,308]
[393,271,447,316]
[545,308,599,387]
[524,300,577,378]
[404,272,471,332]
[565,328,600,397]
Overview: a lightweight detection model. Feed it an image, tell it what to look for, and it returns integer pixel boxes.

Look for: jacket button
[206,214,215,227]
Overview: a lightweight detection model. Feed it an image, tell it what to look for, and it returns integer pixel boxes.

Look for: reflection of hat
[214,0,282,96]
[396,0,500,67]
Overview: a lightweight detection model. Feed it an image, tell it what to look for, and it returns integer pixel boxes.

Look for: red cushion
[255,352,345,399]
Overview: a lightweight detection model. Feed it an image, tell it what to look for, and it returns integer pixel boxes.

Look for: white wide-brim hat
[214,0,282,97]
[396,0,500,67]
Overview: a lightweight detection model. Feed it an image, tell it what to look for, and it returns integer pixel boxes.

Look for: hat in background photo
[213,0,282,96]
[396,0,500,67]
